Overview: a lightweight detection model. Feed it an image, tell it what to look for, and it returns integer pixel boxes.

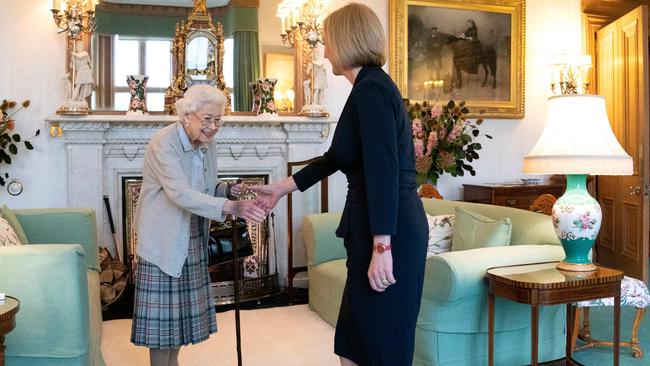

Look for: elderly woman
[252,3,428,365]
[131,85,265,366]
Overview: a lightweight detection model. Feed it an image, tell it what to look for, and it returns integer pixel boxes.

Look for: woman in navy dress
[252,4,428,365]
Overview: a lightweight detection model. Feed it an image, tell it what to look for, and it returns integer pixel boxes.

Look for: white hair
[175,85,226,118]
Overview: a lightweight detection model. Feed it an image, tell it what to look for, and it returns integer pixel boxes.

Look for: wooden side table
[486,262,623,366]
[463,183,565,210]
[0,296,20,366]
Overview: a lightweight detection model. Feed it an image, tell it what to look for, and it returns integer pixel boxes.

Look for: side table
[486,262,623,366]
[0,296,19,366]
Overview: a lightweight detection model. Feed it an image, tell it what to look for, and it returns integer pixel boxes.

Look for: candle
[90,0,96,12]
[53,0,61,10]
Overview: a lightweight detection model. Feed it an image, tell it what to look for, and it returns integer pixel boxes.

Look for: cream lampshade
[524,94,632,272]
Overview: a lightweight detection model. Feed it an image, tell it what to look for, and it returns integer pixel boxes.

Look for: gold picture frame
[389,0,525,118]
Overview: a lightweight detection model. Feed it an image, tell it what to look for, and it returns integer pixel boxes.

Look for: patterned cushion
[574,275,650,308]
[426,214,454,258]
[0,216,22,246]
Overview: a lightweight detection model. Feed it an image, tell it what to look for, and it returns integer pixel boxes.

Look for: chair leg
[630,308,646,358]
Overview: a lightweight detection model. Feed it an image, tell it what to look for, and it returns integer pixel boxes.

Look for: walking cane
[231,217,243,366]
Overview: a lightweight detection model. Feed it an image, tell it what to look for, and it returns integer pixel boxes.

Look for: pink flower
[447,123,463,142]
[414,139,425,158]
[261,82,270,92]
[266,101,275,111]
[412,119,422,136]
[6,119,15,130]
[426,131,438,154]
[431,105,443,118]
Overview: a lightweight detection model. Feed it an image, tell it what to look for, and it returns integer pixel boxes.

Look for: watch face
[7,180,23,196]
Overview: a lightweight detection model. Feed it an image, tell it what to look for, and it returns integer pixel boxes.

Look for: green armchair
[0,208,105,366]
[302,198,567,366]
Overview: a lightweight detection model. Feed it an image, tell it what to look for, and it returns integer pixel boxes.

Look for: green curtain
[234,31,260,112]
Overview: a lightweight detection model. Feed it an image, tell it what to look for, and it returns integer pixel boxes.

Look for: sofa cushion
[452,207,512,251]
[0,205,29,245]
[421,198,560,247]
[426,214,454,257]
[0,216,21,246]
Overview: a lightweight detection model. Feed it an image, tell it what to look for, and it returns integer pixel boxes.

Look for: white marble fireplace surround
[46,114,337,286]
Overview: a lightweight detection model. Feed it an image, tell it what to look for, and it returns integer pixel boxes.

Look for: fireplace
[121,174,279,305]
[47,114,335,288]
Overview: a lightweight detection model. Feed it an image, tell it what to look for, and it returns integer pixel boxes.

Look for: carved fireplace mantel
[46,114,337,286]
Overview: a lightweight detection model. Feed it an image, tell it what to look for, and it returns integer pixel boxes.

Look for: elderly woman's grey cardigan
[135,122,228,277]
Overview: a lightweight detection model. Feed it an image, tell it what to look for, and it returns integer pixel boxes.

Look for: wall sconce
[277,0,331,117]
[548,54,592,95]
[51,0,97,115]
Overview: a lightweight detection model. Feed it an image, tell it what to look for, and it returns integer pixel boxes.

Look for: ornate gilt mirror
[165,0,227,114]
[80,0,303,114]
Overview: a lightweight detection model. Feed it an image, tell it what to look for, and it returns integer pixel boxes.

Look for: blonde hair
[323,3,386,70]
[175,85,226,118]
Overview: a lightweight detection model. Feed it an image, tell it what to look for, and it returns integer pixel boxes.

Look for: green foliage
[0,99,39,187]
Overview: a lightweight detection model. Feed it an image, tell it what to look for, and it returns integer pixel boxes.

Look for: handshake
[223,182,284,225]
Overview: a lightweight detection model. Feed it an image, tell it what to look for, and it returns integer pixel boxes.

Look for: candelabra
[548,54,592,96]
[51,0,97,115]
[277,0,331,117]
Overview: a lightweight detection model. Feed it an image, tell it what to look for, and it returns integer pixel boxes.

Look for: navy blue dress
[293,66,428,366]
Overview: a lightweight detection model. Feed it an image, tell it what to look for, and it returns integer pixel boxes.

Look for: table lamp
[524,94,632,272]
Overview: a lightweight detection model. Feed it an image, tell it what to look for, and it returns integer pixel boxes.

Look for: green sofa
[0,208,105,366]
[302,198,567,365]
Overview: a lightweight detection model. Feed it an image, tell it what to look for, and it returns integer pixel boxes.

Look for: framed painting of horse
[389,0,525,118]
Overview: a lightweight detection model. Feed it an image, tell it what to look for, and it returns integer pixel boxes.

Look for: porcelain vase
[126,75,149,115]
[256,78,278,115]
[552,174,601,272]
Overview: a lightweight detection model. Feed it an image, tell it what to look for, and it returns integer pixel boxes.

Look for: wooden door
[595,5,649,282]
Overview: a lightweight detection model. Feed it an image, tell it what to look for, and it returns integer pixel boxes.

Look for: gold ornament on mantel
[164,0,228,114]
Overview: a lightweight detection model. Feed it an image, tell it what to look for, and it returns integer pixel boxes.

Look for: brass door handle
[629,185,641,195]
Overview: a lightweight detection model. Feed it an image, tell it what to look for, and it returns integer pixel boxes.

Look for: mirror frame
[71,0,305,116]
[165,5,227,114]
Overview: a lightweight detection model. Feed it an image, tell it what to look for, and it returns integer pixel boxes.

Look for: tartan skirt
[131,215,217,348]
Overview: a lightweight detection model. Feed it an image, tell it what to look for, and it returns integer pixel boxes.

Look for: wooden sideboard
[463,183,566,210]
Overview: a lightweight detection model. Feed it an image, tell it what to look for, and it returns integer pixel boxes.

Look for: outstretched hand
[228,200,266,224]
[249,184,283,215]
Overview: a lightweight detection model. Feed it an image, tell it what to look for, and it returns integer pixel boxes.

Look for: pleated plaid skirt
[131,215,217,348]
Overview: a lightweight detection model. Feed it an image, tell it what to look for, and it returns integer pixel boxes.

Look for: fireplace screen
[121,175,270,279]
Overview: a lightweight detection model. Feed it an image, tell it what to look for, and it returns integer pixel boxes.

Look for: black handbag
[208,218,254,267]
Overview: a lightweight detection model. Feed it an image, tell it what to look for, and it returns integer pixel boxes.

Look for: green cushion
[0,205,29,244]
[452,207,512,251]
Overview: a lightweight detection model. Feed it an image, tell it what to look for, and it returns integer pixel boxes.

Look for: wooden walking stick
[232,217,243,366]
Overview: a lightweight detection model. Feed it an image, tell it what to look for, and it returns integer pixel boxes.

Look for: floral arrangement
[409,100,491,185]
[0,99,39,187]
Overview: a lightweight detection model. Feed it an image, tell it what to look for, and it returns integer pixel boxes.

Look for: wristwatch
[373,243,392,253]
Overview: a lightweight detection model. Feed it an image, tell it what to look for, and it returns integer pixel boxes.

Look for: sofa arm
[302,212,346,267]
[13,208,100,271]
[0,245,90,359]
[423,245,565,303]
